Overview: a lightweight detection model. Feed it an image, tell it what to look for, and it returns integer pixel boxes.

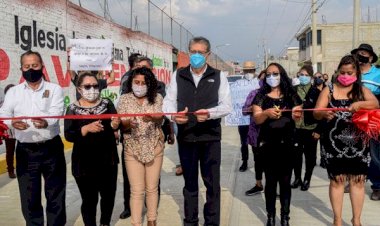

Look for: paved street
[0,126,379,226]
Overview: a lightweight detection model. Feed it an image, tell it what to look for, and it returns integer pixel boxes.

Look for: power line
[278,0,323,56]
[259,0,271,41]
[268,0,289,46]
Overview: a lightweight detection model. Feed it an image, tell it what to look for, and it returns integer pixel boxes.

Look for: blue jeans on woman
[369,139,380,190]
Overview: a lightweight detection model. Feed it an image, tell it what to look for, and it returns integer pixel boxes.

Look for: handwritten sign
[225,78,260,126]
[69,39,113,71]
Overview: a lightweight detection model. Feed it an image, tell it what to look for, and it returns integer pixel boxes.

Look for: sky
[71,0,380,65]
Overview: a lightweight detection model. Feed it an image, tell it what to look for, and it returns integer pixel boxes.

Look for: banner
[69,39,113,71]
[225,78,260,126]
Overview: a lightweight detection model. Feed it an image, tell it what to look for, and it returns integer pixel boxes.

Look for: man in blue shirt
[352,43,380,201]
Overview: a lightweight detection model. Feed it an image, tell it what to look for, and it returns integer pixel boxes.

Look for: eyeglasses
[81,84,99,90]
[189,50,209,55]
[266,73,280,77]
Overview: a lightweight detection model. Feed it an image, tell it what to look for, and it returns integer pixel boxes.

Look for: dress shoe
[175,165,183,176]
[239,161,248,172]
[300,180,310,191]
[370,189,380,201]
[245,185,263,196]
[119,209,131,219]
[266,214,275,226]
[147,220,157,226]
[344,184,350,193]
[281,215,290,226]
[291,178,302,189]
[8,171,16,179]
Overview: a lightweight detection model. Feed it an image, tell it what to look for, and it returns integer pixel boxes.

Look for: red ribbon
[0,121,9,145]
[352,110,380,141]
[0,108,379,141]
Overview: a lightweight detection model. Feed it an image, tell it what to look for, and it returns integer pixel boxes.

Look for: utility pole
[170,0,173,45]
[148,0,151,35]
[130,0,133,29]
[104,0,107,18]
[353,0,361,48]
[311,0,317,71]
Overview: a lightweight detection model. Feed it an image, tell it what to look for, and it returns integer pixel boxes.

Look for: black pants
[75,165,118,226]
[121,149,131,211]
[238,125,264,180]
[238,125,250,161]
[253,151,264,181]
[178,140,221,226]
[262,142,292,215]
[16,136,66,226]
[5,138,16,172]
[293,129,318,181]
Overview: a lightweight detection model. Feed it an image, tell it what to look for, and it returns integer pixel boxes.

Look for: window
[317,30,322,45]
[317,62,322,72]
[299,38,306,50]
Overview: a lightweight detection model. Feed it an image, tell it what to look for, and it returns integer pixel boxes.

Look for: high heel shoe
[291,178,302,189]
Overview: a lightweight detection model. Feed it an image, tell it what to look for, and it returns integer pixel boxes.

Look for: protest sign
[69,39,113,71]
[225,78,260,126]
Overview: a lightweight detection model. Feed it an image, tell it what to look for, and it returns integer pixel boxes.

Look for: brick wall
[0,0,173,104]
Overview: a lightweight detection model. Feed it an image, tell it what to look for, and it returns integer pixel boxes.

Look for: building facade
[297,22,380,76]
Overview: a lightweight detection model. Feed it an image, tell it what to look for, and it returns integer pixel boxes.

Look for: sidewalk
[0,126,379,226]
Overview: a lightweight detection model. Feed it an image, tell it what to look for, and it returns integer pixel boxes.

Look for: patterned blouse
[117,93,164,163]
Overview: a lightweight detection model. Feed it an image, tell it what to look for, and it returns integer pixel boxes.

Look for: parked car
[227,75,243,84]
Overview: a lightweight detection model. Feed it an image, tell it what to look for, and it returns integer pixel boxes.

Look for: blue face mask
[299,75,311,85]
[190,53,206,69]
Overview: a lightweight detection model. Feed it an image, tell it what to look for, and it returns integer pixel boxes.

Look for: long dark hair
[260,62,296,102]
[126,67,158,104]
[336,55,364,101]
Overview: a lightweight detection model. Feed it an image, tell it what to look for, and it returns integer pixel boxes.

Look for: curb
[0,137,73,175]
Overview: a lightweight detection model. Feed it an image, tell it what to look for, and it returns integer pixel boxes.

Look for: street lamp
[215,43,231,69]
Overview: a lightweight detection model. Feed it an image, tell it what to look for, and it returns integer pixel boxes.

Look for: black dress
[321,85,370,180]
[253,91,302,170]
[64,98,119,226]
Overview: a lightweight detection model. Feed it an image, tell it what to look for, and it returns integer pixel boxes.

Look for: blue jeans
[369,139,380,190]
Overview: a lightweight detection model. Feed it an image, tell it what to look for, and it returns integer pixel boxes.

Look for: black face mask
[357,54,370,64]
[22,68,43,83]
[314,77,324,86]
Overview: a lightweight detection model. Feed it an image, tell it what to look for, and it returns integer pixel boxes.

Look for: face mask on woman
[132,84,147,97]
[337,74,357,86]
[314,77,324,86]
[298,75,311,85]
[266,74,281,88]
[81,87,100,102]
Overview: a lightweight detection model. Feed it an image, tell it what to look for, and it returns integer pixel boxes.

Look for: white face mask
[132,84,147,97]
[244,73,255,80]
[266,75,281,88]
[81,87,100,102]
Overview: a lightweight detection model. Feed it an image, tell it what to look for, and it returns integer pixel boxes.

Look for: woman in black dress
[64,72,120,226]
[314,55,379,226]
[252,63,302,226]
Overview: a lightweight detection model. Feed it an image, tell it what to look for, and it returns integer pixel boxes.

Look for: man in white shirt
[0,50,66,226]
[163,36,232,226]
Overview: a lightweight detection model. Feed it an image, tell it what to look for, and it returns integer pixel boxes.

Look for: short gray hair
[188,36,211,53]
[135,56,153,69]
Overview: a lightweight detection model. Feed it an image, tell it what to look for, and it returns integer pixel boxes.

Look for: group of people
[0,36,232,226]
[237,43,380,226]
[0,36,380,226]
